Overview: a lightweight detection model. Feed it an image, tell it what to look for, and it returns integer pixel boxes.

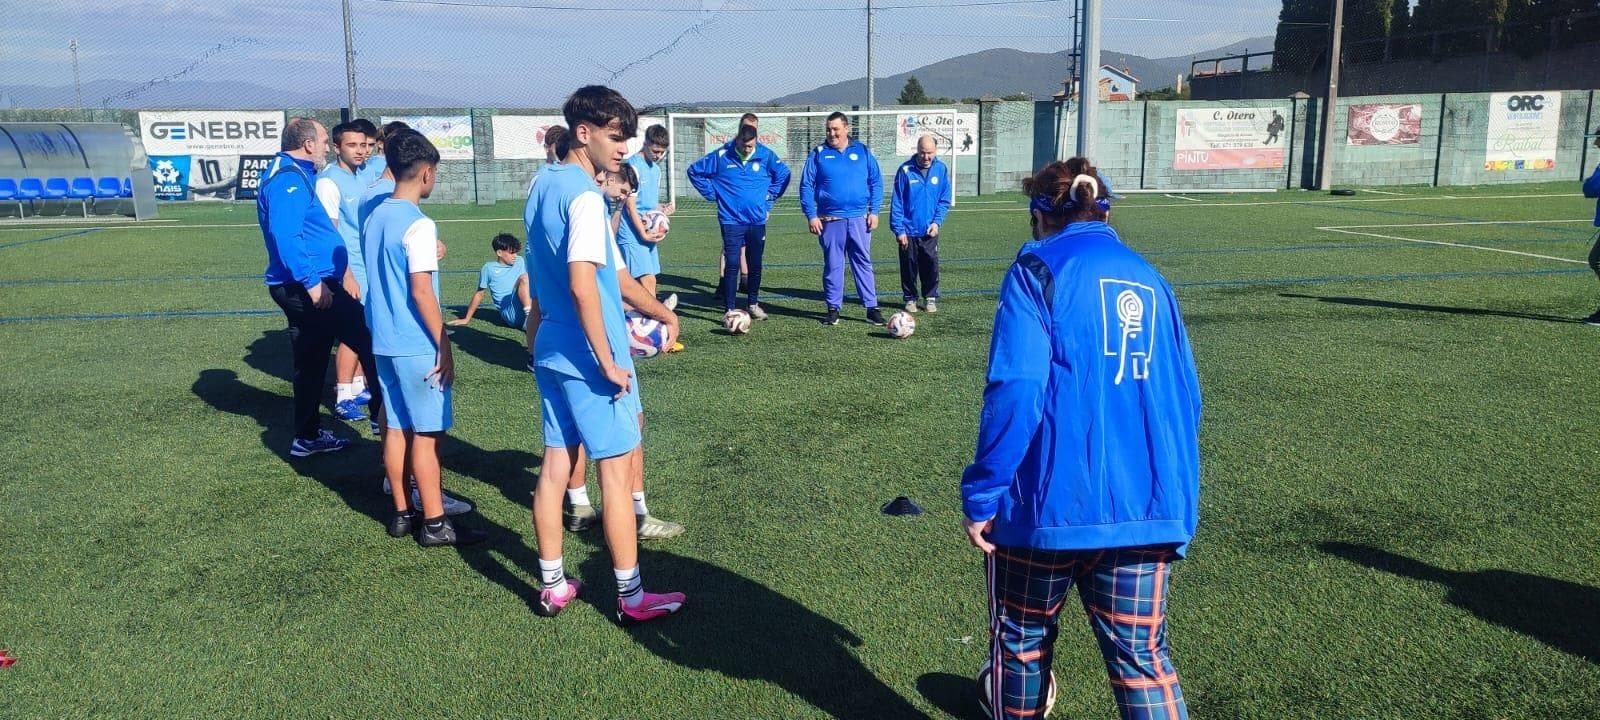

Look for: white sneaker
[663,293,679,311]
[925,298,938,313]
[747,303,768,320]
[410,488,473,516]
[904,300,918,313]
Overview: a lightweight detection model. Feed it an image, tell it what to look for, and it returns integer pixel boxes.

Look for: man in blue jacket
[259,117,384,459]
[800,112,884,326]
[1583,128,1600,325]
[890,135,952,314]
[687,122,790,318]
[962,159,1201,720]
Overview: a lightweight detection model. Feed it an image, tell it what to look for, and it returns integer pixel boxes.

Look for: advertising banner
[1174,107,1287,170]
[383,115,474,160]
[1485,91,1561,171]
[491,115,565,160]
[1346,103,1422,145]
[705,117,788,157]
[895,112,978,156]
[234,155,276,200]
[148,156,191,201]
[138,111,283,156]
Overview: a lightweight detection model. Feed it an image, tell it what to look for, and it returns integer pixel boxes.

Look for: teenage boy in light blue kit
[962,158,1202,720]
[800,111,884,327]
[316,121,373,421]
[687,122,791,319]
[450,233,533,330]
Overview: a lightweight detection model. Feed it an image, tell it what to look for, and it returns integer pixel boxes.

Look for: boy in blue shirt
[450,233,532,329]
[961,159,1201,720]
[316,121,373,421]
[525,85,685,622]
[687,122,791,319]
[1583,128,1600,325]
[361,129,485,547]
[800,112,884,326]
[620,124,676,306]
[890,135,952,314]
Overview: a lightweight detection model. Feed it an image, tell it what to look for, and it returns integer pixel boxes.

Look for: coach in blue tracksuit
[259,117,383,459]
[961,159,1201,720]
[1582,131,1600,325]
[687,122,790,316]
[890,135,952,313]
[800,111,884,327]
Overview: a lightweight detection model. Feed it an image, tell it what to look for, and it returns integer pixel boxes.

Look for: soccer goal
[663,108,962,210]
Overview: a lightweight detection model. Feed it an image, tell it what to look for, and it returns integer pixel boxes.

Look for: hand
[427,345,455,389]
[600,362,633,400]
[658,312,680,350]
[963,517,996,554]
[808,218,823,235]
[435,239,447,261]
[447,318,469,326]
[660,202,675,216]
[307,281,332,309]
[896,234,909,248]
[342,274,361,301]
[866,214,879,232]
[927,222,939,237]
[645,228,667,243]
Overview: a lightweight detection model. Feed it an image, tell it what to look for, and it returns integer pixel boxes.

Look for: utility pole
[70,39,83,110]
[866,0,876,109]
[343,0,359,117]
[1317,0,1346,190]
[1075,0,1101,157]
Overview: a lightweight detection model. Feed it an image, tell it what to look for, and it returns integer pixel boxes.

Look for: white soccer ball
[723,309,751,335]
[626,312,669,358]
[643,210,670,236]
[887,311,916,338]
[978,659,1057,719]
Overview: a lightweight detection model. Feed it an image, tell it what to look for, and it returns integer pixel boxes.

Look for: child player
[361,129,485,546]
[621,124,677,310]
[523,85,684,621]
[449,233,533,330]
[316,121,373,422]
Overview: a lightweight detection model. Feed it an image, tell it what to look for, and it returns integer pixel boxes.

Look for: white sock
[567,485,591,507]
[538,558,568,594]
[335,383,354,402]
[615,565,643,608]
[632,491,648,516]
[351,375,366,394]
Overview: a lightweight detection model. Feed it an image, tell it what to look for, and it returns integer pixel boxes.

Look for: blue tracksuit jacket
[686,142,790,226]
[258,153,345,289]
[889,157,952,237]
[799,140,882,220]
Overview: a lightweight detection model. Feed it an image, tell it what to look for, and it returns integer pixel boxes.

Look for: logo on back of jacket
[1100,279,1157,384]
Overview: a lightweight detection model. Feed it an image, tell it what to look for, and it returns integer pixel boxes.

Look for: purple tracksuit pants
[818,216,878,310]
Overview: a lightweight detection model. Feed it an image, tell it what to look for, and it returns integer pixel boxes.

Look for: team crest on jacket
[753,162,760,172]
[849,153,858,160]
[1100,278,1157,385]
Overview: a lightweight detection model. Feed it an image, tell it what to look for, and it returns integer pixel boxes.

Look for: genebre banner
[1174,107,1288,170]
[1347,103,1422,146]
[1485,91,1562,171]
[139,111,283,156]
[383,115,474,160]
[895,112,978,157]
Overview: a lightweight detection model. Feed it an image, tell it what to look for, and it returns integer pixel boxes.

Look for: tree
[898,77,930,105]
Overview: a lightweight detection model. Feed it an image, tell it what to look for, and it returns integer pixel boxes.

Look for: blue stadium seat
[0,178,22,218]
[18,178,43,215]
[68,177,95,216]
[42,177,69,200]
[121,177,133,198]
[95,177,122,200]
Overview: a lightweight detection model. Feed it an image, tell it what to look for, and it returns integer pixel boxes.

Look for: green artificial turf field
[2,183,1598,718]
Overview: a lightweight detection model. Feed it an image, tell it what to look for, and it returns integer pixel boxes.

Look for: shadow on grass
[447,322,530,372]
[578,549,929,719]
[1320,542,1600,664]
[916,672,984,720]
[191,367,551,613]
[1280,293,1581,324]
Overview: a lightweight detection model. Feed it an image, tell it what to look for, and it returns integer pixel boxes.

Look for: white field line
[1359,189,1407,195]
[1321,218,1593,229]
[1315,226,1585,264]
[1163,194,1204,202]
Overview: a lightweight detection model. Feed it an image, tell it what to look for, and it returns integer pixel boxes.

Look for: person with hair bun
[960,158,1203,720]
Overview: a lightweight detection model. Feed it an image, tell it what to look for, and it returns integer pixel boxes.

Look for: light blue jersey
[478,258,526,320]
[627,153,663,212]
[316,163,368,295]
[362,176,440,305]
[360,155,388,189]
[362,197,440,357]
[524,162,632,378]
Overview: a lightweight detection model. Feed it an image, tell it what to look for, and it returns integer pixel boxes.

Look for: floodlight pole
[1075,0,1100,157]
[1317,0,1346,190]
[866,0,876,109]
[70,39,83,110]
[343,0,359,117]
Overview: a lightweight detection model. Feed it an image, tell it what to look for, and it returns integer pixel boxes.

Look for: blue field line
[4,266,1585,325]
[0,227,103,251]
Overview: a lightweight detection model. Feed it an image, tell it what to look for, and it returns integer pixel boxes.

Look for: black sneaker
[865,308,886,326]
[822,308,840,326]
[387,509,420,538]
[417,517,487,547]
[1585,309,1600,326]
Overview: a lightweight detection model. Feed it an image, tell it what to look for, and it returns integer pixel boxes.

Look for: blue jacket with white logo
[961,221,1202,555]
[889,157,952,237]
[686,142,791,226]
[258,153,345,289]
[799,140,882,220]
[1584,162,1600,226]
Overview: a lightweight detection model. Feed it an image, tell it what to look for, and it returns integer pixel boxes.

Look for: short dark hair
[349,118,379,138]
[734,123,758,144]
[614,162,639,190]
[491,233,520,253]
[380,120,411,141]
[644,124,669,147]
[385,130,440,181]
[330,121,364,144]
[281,117,320,152]
[562,85,638,144]
[543,125,567,149]
[740,112,758,125]
[825,111,849,125]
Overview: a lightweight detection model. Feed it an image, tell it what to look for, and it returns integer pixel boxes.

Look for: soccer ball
[887,311,916,338]
[626,312,670,358]
[643,210,670,237]
[723,309,751,335]
[977,659,1057,719]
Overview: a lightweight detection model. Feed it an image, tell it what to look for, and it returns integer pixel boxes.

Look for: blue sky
[3,0,1281,105]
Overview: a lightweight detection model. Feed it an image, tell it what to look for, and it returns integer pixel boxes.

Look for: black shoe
[822,308,840,326]
[865,308,886,326]
[417,517,487,547]
[1585,309,1600,326]
[387,509,420,538]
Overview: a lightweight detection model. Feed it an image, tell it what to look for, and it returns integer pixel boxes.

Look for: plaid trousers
[985,545,1187,720]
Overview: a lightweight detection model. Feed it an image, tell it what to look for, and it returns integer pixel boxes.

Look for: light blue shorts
[534,365,642,459]
[618,240,660,279]
[494,298,528,330]
[376,353,452,432]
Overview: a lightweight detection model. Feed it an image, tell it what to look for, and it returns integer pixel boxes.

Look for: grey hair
[280,117,320,152]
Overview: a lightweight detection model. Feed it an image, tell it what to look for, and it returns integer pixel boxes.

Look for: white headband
[1070,174,1100,197]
